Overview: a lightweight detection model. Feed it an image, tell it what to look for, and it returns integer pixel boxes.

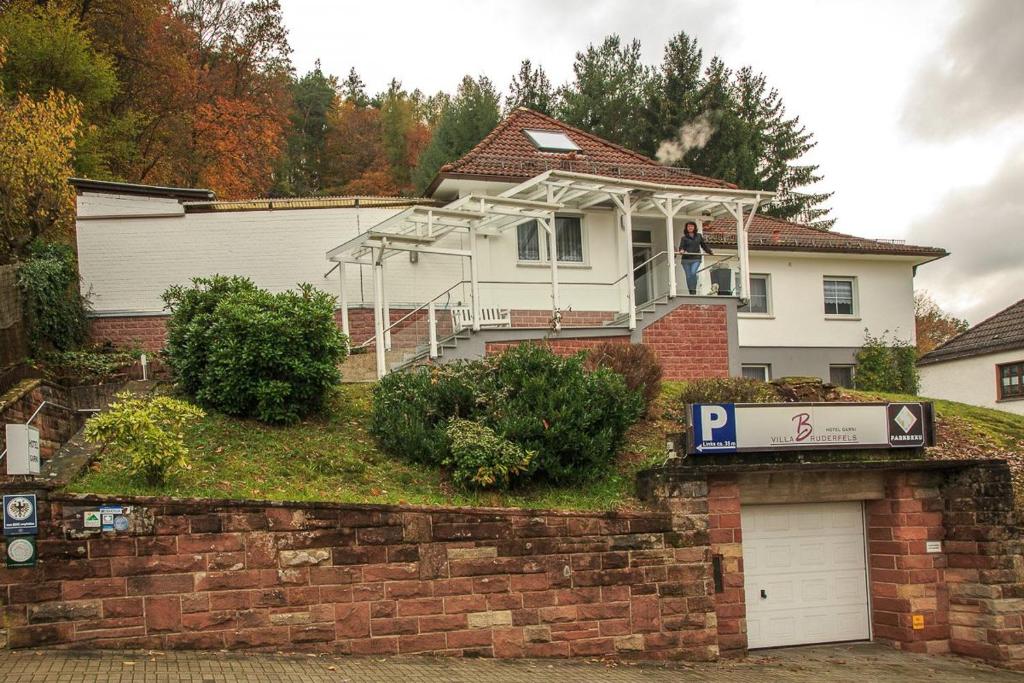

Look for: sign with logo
[5,535,37,568]
[3,494,38,535]
[688,402,934,454]
[83,510,101,528]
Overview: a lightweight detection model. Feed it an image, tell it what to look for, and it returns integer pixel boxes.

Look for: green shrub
[485,344,643,483]
[855,330,919,394]
[444,418,534,490]
[84,392,204,485]
[37,348,138,385]
[16,240,89,351]
[370,343,644,486]
[677,377,778,406]
[585,342,663,414]
[162,276,348,424]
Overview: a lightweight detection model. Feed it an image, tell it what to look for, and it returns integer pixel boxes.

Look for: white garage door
[742,501,870,649]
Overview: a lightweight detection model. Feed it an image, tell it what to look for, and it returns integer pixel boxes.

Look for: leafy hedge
[855,330,919,394]
[16,241,89,352]
[162,276,347,424]
[371,343,644,487]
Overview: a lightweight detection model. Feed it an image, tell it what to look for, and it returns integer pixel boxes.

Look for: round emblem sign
[7,537,34,563]
[5,495,34,521]
[113,515,130,531]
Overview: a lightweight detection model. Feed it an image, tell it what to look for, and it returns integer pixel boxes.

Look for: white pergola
[326,170,773,377]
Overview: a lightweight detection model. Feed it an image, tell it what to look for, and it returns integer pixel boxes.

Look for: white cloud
[902,0,1024,139]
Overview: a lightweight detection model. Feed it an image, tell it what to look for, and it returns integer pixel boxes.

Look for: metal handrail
[358,279,470,348]
[610,250,668,287]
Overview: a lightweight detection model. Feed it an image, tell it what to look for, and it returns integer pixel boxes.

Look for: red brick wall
[0,381,86,462]
[706,476,746,657]
[510,310,616,328]
[90,316,169,353]
[640,303,730,381]
[866,472,950,654]
[485,336,630,357]
[0,495,719,661]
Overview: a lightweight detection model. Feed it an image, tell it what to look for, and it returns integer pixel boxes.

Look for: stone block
[467,610,512,629]
[279,549,330,567]
[28,600,101,623]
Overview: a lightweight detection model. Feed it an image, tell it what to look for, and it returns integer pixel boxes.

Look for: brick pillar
[707,475,746,657]
[866,471,949,653]
[943,463,1024,670]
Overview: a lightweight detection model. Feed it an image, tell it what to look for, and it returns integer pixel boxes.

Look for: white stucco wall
[737,253,918,349]
[76,193,923,355]
[919,349,1024,415]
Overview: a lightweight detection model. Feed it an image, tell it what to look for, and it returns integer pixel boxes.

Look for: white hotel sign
[687,402,933,454]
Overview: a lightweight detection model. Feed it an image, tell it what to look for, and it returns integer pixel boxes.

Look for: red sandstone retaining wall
[0,495,719,660]
[0,381,87,462]
[640,304,730,381]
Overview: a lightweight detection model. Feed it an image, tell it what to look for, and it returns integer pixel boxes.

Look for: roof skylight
[524,129,581,153]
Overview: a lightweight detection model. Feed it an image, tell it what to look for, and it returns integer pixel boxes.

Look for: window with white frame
[516,216,584,264]
[739,274,771,315]
[741,364,771,381]
[823,277,857,316]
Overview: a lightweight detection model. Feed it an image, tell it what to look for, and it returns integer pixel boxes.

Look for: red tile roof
[703,213,947,259]
[426,108,737,194]
[918,298,1024,365]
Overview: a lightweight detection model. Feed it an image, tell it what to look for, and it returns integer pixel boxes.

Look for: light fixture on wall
[409,251,418,264]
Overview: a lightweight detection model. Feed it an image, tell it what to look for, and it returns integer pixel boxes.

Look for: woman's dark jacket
[678,233,714,260]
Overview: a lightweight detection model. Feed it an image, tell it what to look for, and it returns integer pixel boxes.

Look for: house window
[517,221,541,261]
[998,362,1024,400]
[740,274,771,315]
[516,216,585,264]
[742,364,771,381]
[824,277,856,316]
[830,365,855,388]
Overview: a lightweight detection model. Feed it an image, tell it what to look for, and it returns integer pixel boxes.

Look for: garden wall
[0,495,719,660]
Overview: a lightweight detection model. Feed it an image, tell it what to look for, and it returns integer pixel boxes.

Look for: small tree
[915,291,969,356]
[85,392,204,486]
[855,330,919,394]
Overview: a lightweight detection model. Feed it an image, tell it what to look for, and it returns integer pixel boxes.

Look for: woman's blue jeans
[682,259,701,294]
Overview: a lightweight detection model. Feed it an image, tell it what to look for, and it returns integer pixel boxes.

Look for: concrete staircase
[603,294,670,328]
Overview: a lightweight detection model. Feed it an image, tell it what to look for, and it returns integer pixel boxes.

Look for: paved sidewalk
[1,643,1021,682]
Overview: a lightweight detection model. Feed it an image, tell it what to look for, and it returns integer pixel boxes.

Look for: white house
[918,298,1024,415]
[73,108,946,382]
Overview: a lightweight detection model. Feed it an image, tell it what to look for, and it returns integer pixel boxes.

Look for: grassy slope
[67,382,1024,510]
[67,384,674,511]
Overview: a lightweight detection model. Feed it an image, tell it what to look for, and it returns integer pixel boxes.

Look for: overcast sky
[280,0,1024,324]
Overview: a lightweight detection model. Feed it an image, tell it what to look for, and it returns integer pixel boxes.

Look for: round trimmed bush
[162,276,347,424]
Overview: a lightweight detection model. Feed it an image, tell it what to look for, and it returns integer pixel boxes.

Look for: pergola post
[337,261,349,337]
[546,186,559,323]
[469,224,481,331]
[663,199,677,298]
[621,193,636,330]
[381,256,392,350]
[371,248,386,379]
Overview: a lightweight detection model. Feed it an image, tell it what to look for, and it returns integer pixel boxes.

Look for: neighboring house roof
[703,213,948,259]
[918,298,1024,366]
[425,108,737,195]
[70,177,215,201]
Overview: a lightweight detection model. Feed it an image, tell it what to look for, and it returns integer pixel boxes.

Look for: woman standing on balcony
[677,221,714,295]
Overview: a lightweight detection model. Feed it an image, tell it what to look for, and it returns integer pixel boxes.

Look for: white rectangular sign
[689,402,930,454]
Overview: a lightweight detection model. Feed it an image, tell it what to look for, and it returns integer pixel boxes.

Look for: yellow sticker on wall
[912,614,925,630]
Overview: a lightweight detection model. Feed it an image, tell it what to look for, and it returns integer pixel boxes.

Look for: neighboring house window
[824,277,856,316]
[998,361,1024,400]
[742,364,771,381]
[517,221,541,261]
[740,274,771,314]
[516,216,585,263]
[830,365,855,388]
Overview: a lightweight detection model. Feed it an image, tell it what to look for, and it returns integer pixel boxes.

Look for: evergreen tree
[341,67,369,107]
[656,33,834,229]
[505,59,553,115]
[274,63,337,196]
[556,35,658,155]
[413,75,501,194]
